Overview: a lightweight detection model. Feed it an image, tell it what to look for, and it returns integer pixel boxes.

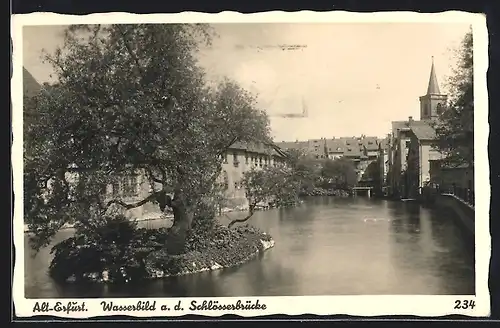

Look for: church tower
[419,57,447,121]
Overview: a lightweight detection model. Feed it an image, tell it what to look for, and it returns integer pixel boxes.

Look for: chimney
[408,116,413,123]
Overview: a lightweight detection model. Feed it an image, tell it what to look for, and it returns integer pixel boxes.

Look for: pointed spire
[426,56,441,95]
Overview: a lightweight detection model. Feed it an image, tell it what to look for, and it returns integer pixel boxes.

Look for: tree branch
[103,192,158,212]
[227,203,256,228]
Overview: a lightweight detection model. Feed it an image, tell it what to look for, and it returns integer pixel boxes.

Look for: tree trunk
[165,188,194,255]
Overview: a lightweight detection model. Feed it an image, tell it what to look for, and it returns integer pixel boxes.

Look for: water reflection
[24,197,475,298]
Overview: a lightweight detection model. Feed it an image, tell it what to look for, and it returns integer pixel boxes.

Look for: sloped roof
[23,67,41,98]
[279,140,309,150]
[344,145,363,157]
[340,137,358,147]
[379,136,390,150]
[325,138,346,153]
[411,123,437,140]
[360,136,379,151]
[392,120,411,133]
[228,141,285,157]
[426,58,441,95]
[308,139,326,156]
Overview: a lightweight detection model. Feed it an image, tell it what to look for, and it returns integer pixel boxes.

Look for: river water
[23,197,475,298]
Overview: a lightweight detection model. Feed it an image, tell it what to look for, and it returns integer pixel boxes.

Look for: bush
[49,214,161,283]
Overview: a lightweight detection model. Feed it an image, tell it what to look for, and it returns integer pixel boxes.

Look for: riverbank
[144,225,275,280]
[51,223,275,284]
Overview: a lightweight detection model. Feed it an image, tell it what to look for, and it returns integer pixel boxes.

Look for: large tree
[433,29,473,168]
[24,24,271,254]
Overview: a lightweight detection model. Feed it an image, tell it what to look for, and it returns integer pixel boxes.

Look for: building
[281,135,385,182]
[387,57,448,198]
[406,122,444,198]
[218,142,287,209]
[325,138,345,160]
[308,138,328,159]
[107,142,287,220]
[377,135,390,189]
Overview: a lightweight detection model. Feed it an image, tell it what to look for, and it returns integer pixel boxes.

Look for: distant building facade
[280,135,384,181]
[106,142,287,220]
[387,58,449,198]
[377,135,390,189]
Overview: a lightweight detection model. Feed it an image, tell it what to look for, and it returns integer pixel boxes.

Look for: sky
[23,23,471,142]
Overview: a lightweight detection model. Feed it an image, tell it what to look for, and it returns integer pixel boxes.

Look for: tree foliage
[433,29,474,167]
[284,149,322,192]
[360,160,381,189]
[227,165,300,228]
[24,24,271,253]
[320,157,358,189]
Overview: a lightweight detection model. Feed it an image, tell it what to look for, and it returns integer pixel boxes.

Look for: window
[436,103,443,115]
[222,171,229,190]
[233,152,239,167]
[424,104,430,117]
[112,180,120,197]
[405,141,411,148]
[245,153,249,164]
[122,175,138,198]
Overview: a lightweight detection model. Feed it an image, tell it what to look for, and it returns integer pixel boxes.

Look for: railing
[435,185,475,208]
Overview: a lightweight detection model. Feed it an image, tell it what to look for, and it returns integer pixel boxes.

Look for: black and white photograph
[12,11,489,318]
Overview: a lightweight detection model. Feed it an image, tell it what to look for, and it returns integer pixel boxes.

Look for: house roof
[411,123,436,140]
[228,141,285,157]
[308,139,326,156]
[279,140,309,151]
[392,121,410,133]
[23,67,41,98]
[344,145,363,157]
[359,136,379,151]
[325,138,346,153]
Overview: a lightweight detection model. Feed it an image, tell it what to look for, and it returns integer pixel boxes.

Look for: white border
[11,11,490,318]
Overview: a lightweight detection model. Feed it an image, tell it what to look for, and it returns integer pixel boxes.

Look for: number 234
[454,300,475,310]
